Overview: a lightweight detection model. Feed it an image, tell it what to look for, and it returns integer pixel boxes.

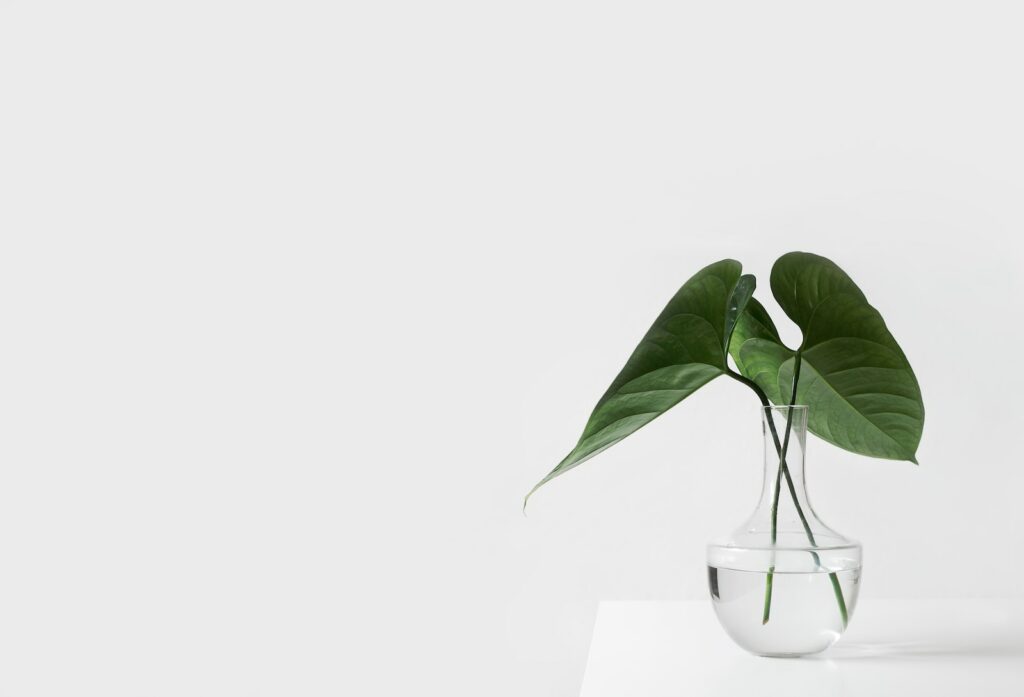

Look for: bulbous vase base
[708,564,860,657]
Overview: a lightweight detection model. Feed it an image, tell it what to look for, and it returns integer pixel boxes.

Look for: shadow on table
[818,615,1024,661]
[822,638,1024,660]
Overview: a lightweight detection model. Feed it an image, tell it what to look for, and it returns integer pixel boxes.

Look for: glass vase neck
[757,405,811,522]
[709,404,859,553]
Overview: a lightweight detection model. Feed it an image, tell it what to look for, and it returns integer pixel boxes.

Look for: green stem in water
[726,368,849,629]
[761,568,775,624]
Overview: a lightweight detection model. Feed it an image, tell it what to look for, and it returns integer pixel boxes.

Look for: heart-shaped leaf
[526,260,752,505]
[731,252,924,462]
[728,297,793,405]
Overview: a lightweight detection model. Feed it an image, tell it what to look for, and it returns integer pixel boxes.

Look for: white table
[581,599,1024,696]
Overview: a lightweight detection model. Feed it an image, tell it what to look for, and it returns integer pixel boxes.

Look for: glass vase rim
[761,404,809,411]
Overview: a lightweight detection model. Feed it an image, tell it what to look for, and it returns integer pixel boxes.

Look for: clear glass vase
[707,405,862,657]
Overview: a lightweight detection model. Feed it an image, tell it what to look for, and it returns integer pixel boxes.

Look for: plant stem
[762,354,801,623]
[726,369,849,629]
[761,569,774,624]
[762,397,790,624]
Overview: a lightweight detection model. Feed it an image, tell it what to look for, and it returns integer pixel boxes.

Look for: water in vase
[708,565,861,656]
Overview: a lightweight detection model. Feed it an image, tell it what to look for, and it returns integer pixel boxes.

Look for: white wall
[2,2,1023,696]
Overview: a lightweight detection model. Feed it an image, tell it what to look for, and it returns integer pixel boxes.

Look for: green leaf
[729,297,793,404]
[732,252,924,462]
[723,274,756,355]
[526,259,747,506]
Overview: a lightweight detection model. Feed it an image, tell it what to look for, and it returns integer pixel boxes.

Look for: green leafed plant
[526,251,924,626]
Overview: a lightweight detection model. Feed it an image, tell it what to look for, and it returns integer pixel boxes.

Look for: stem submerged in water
[761,568,774,624]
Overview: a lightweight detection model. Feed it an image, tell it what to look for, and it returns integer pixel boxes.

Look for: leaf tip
[522,479,545,514]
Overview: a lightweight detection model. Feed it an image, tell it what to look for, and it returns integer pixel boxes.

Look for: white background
[2,2,1023,695]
